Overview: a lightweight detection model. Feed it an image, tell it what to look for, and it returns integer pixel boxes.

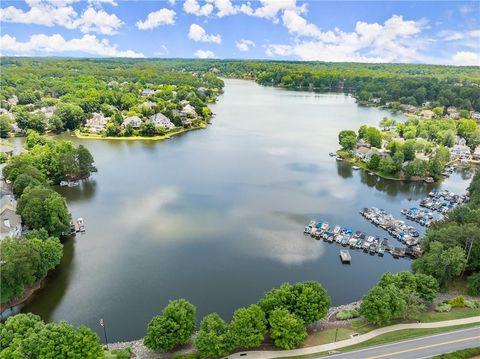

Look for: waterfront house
[355,146,371,161]
[183,104,198,118]
[7,95,18,106]
[370,97,381,104]
[400,104,417,114]
[142,89,155,97]
[473,146,480,161]
[149,113,175,130]
[419,109,433,119]
[39,106,56,119]
[447,107,459,119]
[0,195,22,240]
[141,101,156,109]
[122,116,142,128]
[365,148,391,162]
[357,139,371,148]
[85,112,108,133]
[471,112,480,121]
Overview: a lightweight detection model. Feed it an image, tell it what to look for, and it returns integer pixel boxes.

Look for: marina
[420,189,469,214]
[360,207,421,246]
[303,220,417,260]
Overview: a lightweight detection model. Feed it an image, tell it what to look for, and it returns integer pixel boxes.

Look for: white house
[85,112,108,133]
[122,116,142,128]
[149,113,175,130]
[182,104,197,118]
[40,106,56,119]
[141,101,156,109]
[142,89,155,97]
[0,195,22,240]
[7,95,18,106]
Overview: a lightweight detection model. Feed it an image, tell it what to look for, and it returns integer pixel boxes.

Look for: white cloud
[253,0,299,20]
[188,24,221,43]
[136,8,176,30]
[282,9,321,37]
[452,51,480,66]
[194,49,216,58]
[438,29,480,50]
[183,0,213,16]
[88,0,117,6]
[236,39,255,51]
[168,0,176,5]
[0,1,123,35]
[266,15,428,63]
[0,33,144,58]
[76,7,123,35]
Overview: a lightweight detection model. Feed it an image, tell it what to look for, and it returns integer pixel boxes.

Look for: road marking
[366,335,480,359]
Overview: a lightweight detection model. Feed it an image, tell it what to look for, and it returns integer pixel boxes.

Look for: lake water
[20,79,473,341]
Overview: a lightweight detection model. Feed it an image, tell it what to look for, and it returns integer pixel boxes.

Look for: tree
[414,273,439,302]
[392,150,404,173]
[13,173,42,196]
[402,139,416,161]
[291,281,330,325]
[195,313,233,358]
[77,145,95,178]
[365,127,382,148]
[432,107,444,117]
[457,119,477,139]
[367,154,380,170]
[360,284,406,325]
[140,121,157,136]
[48,116,65,133]
[339,130,357,151]
[0,314,103,358]
[358,125,368,139]
[0,115,12,138]
[269,308,307,350]
[467,273,480,296]
[379,117,395,131]
[54,103,85,130]
[412,241,467,289]
[17,186,71,237]
[144,299,196,352]
[230,304,267,348]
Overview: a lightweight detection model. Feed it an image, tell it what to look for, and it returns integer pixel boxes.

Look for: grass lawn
[304,328,355,347]
[74,122,207,141]
[418,307,480,322]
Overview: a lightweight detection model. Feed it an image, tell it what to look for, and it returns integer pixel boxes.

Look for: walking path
[227,316,480,359]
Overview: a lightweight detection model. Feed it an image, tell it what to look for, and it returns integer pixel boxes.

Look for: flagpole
[100,317,109,350]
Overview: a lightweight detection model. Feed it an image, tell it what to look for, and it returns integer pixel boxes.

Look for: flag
[99,318,104,328]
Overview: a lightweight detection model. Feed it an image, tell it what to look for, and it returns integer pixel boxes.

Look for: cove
[20,79,473,341]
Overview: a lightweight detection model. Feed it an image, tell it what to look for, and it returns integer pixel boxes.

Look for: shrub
[435,303,451,312]
[336,308,360,320]
[465,300,480,309]
[104,348,132,359]
[448,296,465,308]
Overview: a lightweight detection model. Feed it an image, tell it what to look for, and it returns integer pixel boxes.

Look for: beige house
[419,109,433,119]
[85,112,108,133]
[0,195,22,240]
[149,113,175,130]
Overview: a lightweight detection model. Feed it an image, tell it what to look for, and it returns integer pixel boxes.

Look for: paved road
[228,317,480,359]
[319,326,480,359]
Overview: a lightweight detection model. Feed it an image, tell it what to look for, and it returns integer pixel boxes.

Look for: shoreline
[0,279,45,316]
[74,122,208,141]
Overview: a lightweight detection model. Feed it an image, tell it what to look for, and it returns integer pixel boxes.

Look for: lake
[20,79,473,341]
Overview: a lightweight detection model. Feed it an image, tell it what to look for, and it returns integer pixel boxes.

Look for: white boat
[352,165,360,170]
[68,180,79,187]
[60,181,68,187]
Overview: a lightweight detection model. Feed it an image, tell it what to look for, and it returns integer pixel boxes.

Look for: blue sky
[1,0,479,65]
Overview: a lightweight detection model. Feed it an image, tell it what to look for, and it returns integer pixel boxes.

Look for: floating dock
[339,250,351,264]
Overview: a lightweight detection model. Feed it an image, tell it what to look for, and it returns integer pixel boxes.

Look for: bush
[435,303,451,312]
[448,296,465,308]
[336,308,360,320]
[467,272,480,296]
[464,300,477,309]
[195,313,233,358]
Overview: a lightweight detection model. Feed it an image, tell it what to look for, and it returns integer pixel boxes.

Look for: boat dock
[360,207,421,246]
[339,250,351,264]
[420,189,468,215]
[303,220,416,260]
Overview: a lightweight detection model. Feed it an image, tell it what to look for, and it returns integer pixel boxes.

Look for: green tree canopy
[269,308,307,350]
[230,304,267,348]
